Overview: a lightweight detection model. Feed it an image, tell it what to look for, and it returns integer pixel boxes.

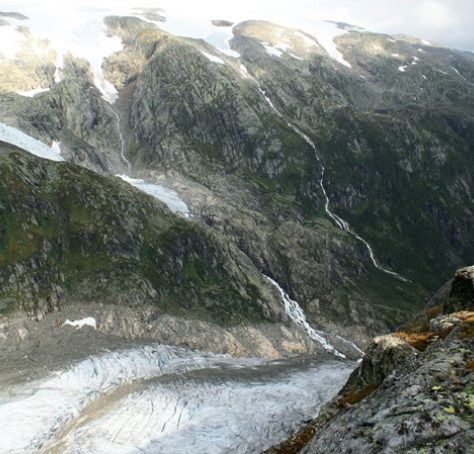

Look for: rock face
[1,14,473,344]
[0,144,282,327]
[426,265,474,315]
[266,266,474,453]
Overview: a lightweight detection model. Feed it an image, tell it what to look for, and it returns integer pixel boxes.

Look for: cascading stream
[110,107,132,174]
[245,67,408,282]
[264,276,346,358]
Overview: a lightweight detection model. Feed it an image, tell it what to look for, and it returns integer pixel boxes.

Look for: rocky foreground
[266,266,474,453]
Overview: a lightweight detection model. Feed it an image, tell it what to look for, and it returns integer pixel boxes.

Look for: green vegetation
[0,146,270,325]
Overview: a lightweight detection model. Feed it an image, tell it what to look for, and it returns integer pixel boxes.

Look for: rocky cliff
[266,266,474,453]
[3,142,337,356]
[1,11,473,347]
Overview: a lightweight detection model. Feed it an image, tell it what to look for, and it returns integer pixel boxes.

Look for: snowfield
[0,122,63,162]
[117,175,190,217]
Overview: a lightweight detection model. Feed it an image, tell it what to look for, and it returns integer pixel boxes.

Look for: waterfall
[264,275,346,358]
[111,107,132,174]
[243,65,408,282]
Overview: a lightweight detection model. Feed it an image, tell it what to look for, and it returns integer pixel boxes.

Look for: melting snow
[16,87,50,97]
[398,65,407,72]
[62,317,97,330]
[451,66,463,77]
[117,175,190,217]
[289,52,304,61]
[238,63,251,78]
[204,25,240,58]
[0,3,123,103]
[263,43,283,57]
[0,122,64,162]
[309,21,351,67]
[262,42,294,58]
[51,140,62,156]
[199,50,225,64]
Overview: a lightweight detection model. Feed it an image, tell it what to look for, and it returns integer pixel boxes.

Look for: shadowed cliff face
[0,15,473,343]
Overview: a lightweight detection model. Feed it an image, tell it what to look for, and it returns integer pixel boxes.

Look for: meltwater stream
[0,344,354,454]
[243,67,408,282]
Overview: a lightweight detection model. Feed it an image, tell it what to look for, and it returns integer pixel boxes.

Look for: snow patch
[0,4,123,104]
[62,317,97,330]
[94,76,118,104]
[262,42,292,58]
[295,31,319,48]
[51,140,62,156]
[391,53,400,58]
[309,21,351,67]
[289,52,304,61]
[0,122,64,162]
[204,25,240,58]
[238,63,251,79]
[17,87,50,97]
[398,65,407,72]
[199,50,225,64]
[262,43,282,57]
[117,175,190,217]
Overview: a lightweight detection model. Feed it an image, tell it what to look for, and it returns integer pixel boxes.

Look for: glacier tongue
[0,344,353,454]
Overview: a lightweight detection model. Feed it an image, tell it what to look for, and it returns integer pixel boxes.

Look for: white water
[264,276,345,358]
[110,108,132,174]
[243,68,408,282]
[0,344,353,454]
